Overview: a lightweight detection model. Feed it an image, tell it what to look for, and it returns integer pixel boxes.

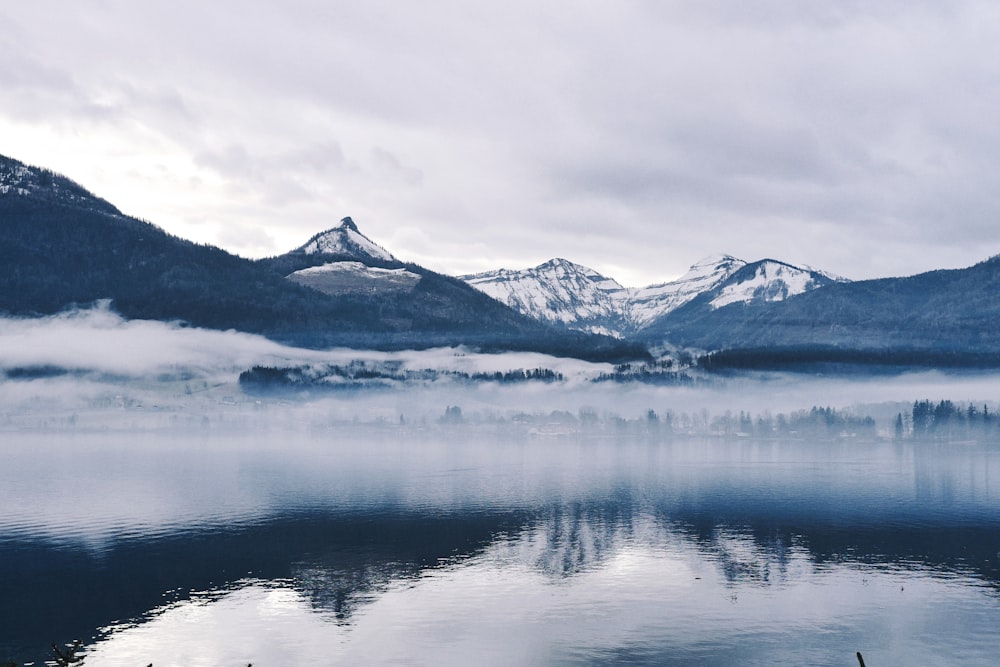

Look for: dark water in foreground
[2,431,999,665]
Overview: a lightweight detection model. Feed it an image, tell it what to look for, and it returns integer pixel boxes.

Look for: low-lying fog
[2,304,1000,435]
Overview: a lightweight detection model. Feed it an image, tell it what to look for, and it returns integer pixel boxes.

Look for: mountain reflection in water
[1,432,998,665]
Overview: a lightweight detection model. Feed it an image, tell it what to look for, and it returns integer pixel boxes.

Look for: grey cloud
[652,0,967,30]
[371,147,424,187]
[194,143,347,178]
[191,141,422,216]
[4,1,1000,282]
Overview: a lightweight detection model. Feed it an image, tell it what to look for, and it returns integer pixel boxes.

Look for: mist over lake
[2,310,1000,665]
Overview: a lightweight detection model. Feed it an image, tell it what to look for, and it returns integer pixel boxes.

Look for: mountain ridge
[641,253,1000,356]
[293,216,397,263]
[460,254,844,338]
[0,154,123,217]
[462,257,630,337]
[7,151,1000,366]
[0,152,643,361]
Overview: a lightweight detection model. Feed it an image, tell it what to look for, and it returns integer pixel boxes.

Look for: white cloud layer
[3,1,1000,284]
[6,307,1000,437]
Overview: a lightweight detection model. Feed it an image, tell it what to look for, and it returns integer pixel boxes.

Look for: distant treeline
[903,400,999,440]
[495,401,995,442]
[421,404,879,440]
[421,401,1000,442]
[656,401,996,441]
[238,363,564,394]
[593,360,702,386]
[698,346,1000,372]
[1,365,75,380]
[701,406,876,439]
[238,360,707,394]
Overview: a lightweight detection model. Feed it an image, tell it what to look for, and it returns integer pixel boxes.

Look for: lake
[2,429,999,665]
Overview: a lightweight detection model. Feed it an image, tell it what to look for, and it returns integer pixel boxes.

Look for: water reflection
[2,432,999,665]
[79,514,1000,666]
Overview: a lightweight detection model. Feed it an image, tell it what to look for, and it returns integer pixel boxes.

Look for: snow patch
[297,218,396,262]
[709,262,819,309]
[462,258,629,335]
[628,255,746,328]
[287,261,420,296]
[295,261,416,280]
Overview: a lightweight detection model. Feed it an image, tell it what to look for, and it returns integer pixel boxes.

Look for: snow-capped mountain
[707,259,841,310]
[461,255,846,338]
[19,149,1000,364]
[293,217,396,263]
[277,218,418,297]
[461,258,630,337]
[629,254,747,330]
[1,152,576,353]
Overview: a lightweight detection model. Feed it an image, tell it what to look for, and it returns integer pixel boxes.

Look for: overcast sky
[3,1,1000,286]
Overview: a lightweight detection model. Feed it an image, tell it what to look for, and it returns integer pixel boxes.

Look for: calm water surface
[2,430,999,665]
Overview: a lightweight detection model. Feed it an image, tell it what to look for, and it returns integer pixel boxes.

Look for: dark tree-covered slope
[641,255,1000,355]
[0,154,644,359]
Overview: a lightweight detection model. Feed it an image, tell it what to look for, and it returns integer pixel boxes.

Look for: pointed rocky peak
[294,216,396,263]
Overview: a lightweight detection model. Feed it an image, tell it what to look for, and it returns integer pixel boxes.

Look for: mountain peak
[460,258,628,337]
[706,259,840,310]
[537,257,594,273]
[461,252,845,337]
[294,217,396,263]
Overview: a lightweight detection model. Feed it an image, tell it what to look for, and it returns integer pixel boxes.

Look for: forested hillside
[642,256,1000,357]
[0,154,643,360]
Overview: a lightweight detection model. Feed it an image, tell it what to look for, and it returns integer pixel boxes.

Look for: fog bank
[3,307,1000,434]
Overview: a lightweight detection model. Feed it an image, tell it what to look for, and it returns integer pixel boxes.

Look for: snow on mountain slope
[287,261,420,296]
[461,254,845,338]
[628,255,746,329]
[461,258,629,337]
[0,160,32,196]
[294,217,396,262]
[708,260,837,310]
